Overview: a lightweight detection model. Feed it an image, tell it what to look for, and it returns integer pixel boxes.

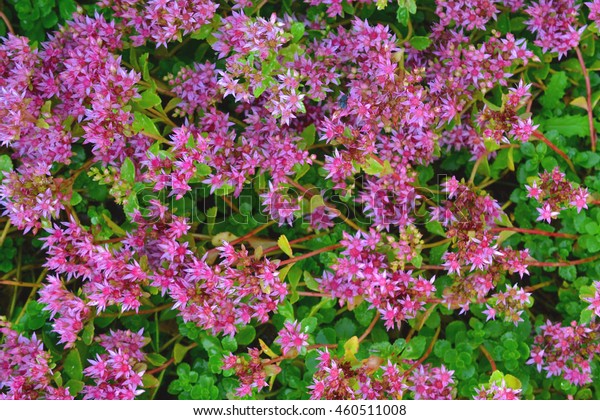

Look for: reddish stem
[525,280,554,292]
[527,253,600,267]
[97,303,173,318]
[532,131,576,173]
[307,343,338,350]
[575,46,597,152]
[0,280,41,288]
[297,291,329,298]
[490,227,577,239]
[284,177,366,232]
[262,234,321,255]
[358,312,381,343]
[0,11,14,35]
[221,195,240,213]
[147,357,174,375]
[479,345,497,372]
[402,326,441,378]
[278,244,343,267]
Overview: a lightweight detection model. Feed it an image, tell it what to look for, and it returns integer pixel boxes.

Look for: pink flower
[526,181,543,200]
[275,320,309,355]
[570,187,589,213]
[536,203,560,223]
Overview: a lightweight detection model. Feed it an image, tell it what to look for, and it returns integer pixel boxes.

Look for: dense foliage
[1,0,600,401]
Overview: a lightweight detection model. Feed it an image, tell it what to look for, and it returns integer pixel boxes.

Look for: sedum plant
[1,0,600,401]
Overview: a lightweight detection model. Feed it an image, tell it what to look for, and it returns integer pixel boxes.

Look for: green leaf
[290,22,305,42]
[146,353,168,367]
[132,111,162,139]
[304,271,321,291]
[300,123,316,148]
[142,374,160,388]
[42,11,59,29]
[121,157,135,184]
[396,7,409,26]
[504,374,522,390]
[538,115,590,138]
[139,53,151,82]
[343,336,359,363]
[301,317,318,333]
[191,24,213,40]
[363,157,384,175]
[402,336,426,359]
[0,155,13,180]
[201,334,222,357]
[335,318,357,340]
[102,213,127,236]
[206,206,218,235]
[278,300,295,320]
[409,36,432,51]
[81,321,95,345]
[65,379,84,396]
[124,193,140,218]
[236,325,256,345]
[174,342,193,364]
[70,191,82,206]
[58,0,77,19]
[425,220,446,237]
[574,151,600,168]
[354,303,376,329]
[137,90,162,109]
[539,71,567,110]
[278,235,294,258]
[222,336,237,352]
[63,349,83,381]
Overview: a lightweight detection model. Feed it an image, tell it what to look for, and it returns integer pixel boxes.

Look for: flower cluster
[319,230,436,330]
[82,329,147,399]
[0,323,73,400]
[588,0,600,26]
[98,0,218,48]
[1,0,599,402]
[0,163,70,234]
[435,0,499,31]
[526,168,589,223]
[309,350,455,400]
[222,348,279,397]
[525,0,583,58]
[408,364,456,400]
[261,183,301,226]
[435,178,530,312]
[482,285,532,325]
[274,321,310,355]
[41,218,149,313]
[0,12,152,231]
[476,81,537,144]
[583,281,600,318]
[473,380,522,400]
[309,350,395,399]
[527,321,600,386]
[38,275,91,348]
[167,63,220,117]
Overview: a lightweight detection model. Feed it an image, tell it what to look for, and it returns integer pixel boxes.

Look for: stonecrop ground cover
[2,0,600,401]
